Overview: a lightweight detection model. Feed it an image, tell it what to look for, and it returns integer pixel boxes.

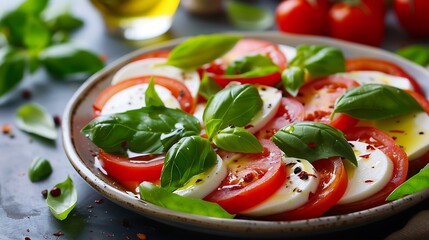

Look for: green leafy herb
[161,136,217,191]
[16,103,57,140]
[28,157,52,182]
[272,122,357,166]
[396,45,429,67]
[18,0,48,15]
[139,182,235,219]
[203,84,262,138]
[46,176,77,221]
[224,54,279,77]
[332,84,423,120]
[198,72,222,100]
[165,34,241,70]
[281,66,305,97]
[386,164,429,201]
[213,126,263,153]
[145,77,164,107]
[81,106,201,155]
[0,47,26,97]
[225,0,274,30]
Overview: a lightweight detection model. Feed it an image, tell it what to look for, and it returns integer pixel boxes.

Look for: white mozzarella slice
[240,157,319,217]
[173,155,227,199]
[100,83,180,115]
[111,58,200,99]
[193,102,206,127]
[337,141,393,205]
[279,45,297,62]
[246,85,282,134]
[335,71,414,90]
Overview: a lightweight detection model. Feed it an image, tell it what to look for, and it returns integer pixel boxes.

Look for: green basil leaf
[198,71,222,100]
[23,15,50,50]
[81,106,201,155]
[203,84,262,138]
[28,157,52,182]
[16,103,57,140]
[396,45,429,67]
[40,43,104,78]
[213,126,263,153]
[332,84,423,120]
[145,77,164,107]
[0,11,27,47]
[226,0,273,30]
[386,164,429,201]
[272,122,357,166]
[139,182,235,219]
[165,34,241,70]
[46,176,77,221]
[161,136,217,191]
[0,47,26,97]
[281,66,305,97]
[225,54,279,77]
[18,0,48,15]
[47,12,84,32]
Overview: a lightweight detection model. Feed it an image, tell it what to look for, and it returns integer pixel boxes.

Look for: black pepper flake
[122,219,131,228]
[298,171,309,180]
[179,90,185,97]
[195,179,203,183]
[52,231,64,237]
[228,124,235,128]
[95,198,104,204]
[419,132,425,135]
[349,142,355,148]
[294,167,302,174]
[41,189,48,199]
[268,103,272,108]
[53,115,61,127]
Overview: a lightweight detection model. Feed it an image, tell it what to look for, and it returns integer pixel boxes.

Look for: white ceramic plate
[62,32,429,238]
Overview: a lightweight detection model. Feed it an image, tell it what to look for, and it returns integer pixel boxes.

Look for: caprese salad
[81,34,429,220]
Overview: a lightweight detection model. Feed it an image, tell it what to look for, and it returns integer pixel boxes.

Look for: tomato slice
[262,157,348,221]
[295,75,360,131]
[131,50,170,62]
[329,126,408,214]
[256,97,305,139]
[346,58,424,95]
[97,150,164,191]
[93,75,195,116]
[204,139,287,214]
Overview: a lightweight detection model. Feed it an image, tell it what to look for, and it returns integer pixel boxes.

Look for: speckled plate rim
[62,31,429,238]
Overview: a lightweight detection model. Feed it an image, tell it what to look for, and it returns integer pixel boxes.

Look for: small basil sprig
[332,84,423,120]
[272,122,357,166]
[82,106,201,155]
[0,47,26,97]
[161,136,217,192]
[386,164,429,201]
[225,0,273,30]
[139,182,235,219]
[145,77,164,107]
[16,103,57,140]
[282,45,345,96]
[28,157,52,182]
[46,176,77,221]
[396,45,429,67]
[224,54,279,77]
[213,126,263,153]
[198,72,222,100]
[165,34,241,70]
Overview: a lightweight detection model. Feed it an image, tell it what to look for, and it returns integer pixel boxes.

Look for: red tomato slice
[346,58,424,95]
[98,150,164,191]
[329,126,409,214]
[93,75,195,116]
[131,50,170,62]
[256,97,305,139]
[204,139,287,214]
[295,75,360,132]
[261,157,348,221]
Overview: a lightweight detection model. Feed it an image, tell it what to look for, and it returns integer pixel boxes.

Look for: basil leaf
[139,182,235,219]
[145,77,164,107]
[165,34,241,70]
[396,45,429,67]
[225,54,279,77]
[81,106,201,155]
[226,0,273,30]
[28,157,52,182]
[161,136,217,191]
[203,84,262,138]
[272,122,357,166]
[18,0,48,15]
[0,11,28,47]
[281,66,305,97]
[332,84,423,120]
[16,103,57,140]
[47,12,84,32]
[0,47,26,97]
[40,43,103,78]
[23,15,50,50]
[386,164,429,201]
[46,176,77,221]
[213,126,263,153]
[198,72,222,100]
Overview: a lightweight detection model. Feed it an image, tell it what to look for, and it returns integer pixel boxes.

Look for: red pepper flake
[99,54,108,62]
[21,89,31,100]
[95,198,104,204]
[53,115,61,127]
[136,233,147,240]
[244,124,254,129]
[87,205,94,209]
[50,187,61,197]
[2,123,11,134]
[389,129,405,134]
[243,172,255,183]
[392,136,397,140]
[52,231,64,237]
[366,145,375,150]
[365,180,374,183]
[307,142,317,148]
[359,153,371,159]
[25,237,31,240]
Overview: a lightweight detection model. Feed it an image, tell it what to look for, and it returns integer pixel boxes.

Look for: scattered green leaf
[386,164,429,201]
[396,45,429,67]
[46,176,77,221]
[16,103,57,140]
[0,47,26,97]
[28,157,52,182]
[226,0,273,30]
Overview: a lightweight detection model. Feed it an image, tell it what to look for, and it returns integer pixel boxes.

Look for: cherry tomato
[346,58,424,95]
[275,0,329,36]
[329,126,409,214]
[98,150,164,191]
[262,157,348,220]
[131,50,170,62]
[328,0,386,46]
[394,0,429,38]
[204,139,287,214]
[93,75,195,116]
[295,75,360,132]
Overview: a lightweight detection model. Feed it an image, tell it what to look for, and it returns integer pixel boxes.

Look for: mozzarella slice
[111,58,200,100]
[246,85,282,134]
[337,141,393,205]
[173,154,227,199]
[240,157,319,217]
[100,83,180,115]
[334,71,414,90]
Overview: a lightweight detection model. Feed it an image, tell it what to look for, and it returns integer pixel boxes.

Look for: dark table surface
[1,0,429,240]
